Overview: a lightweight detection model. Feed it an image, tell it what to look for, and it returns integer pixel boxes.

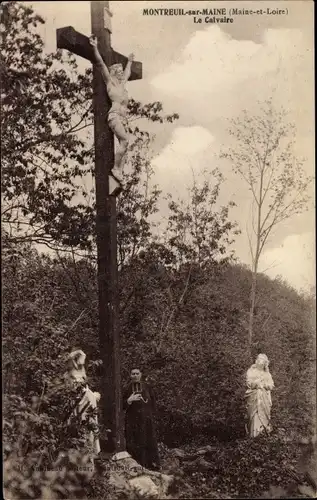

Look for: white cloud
[151,26,312,121]
[261,232,315,291]
[151,126,214,192]
[152,27,268,94]
[156,125,213,157]
[150,25,314,291]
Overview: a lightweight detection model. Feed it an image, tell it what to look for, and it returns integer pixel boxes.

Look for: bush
[4,248,315,448]
[3,377,101,499]
[4,450,94,499]
[3,247,315,498]
[180,432,303,499]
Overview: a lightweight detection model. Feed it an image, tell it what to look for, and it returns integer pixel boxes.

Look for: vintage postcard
[2,1,315,499]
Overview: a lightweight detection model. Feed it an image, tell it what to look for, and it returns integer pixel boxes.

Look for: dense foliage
[3,244,316,498]
[1,1,177,252]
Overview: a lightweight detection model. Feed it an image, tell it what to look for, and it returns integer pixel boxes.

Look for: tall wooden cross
[56,1,142,453]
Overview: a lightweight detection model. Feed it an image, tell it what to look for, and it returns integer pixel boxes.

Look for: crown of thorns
[110,63,123,73]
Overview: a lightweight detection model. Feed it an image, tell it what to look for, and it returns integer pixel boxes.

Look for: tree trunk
[248,171,264,354]
[248,270,257,350]
[248,251,259,357]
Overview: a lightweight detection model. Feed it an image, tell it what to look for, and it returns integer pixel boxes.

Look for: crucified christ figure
[89,35,133,185]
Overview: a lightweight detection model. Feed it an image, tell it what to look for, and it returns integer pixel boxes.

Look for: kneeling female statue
[67,349,101,458]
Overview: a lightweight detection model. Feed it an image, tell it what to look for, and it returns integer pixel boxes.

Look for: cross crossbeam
[57,26,142,81]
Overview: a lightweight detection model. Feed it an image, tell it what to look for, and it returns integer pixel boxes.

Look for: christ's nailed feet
[109,172,123,196]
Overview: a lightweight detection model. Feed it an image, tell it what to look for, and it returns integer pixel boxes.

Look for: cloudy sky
[29,0,314,292]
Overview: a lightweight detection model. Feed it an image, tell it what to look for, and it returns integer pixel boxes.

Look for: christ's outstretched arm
[89,35,111,83]
[123,53,134,82]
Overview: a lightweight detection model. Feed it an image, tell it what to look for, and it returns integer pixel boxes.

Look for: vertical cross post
[56,0,142,454]
[90,0,122,453]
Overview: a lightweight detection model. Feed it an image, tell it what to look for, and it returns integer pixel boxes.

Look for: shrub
[3,377,100,499]
[181,431,303,499]
[4,450,94,499]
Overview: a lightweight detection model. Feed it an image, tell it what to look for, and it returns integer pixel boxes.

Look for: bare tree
[222,98,313,348]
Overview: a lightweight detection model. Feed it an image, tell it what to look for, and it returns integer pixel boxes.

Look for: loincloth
[108,110,128,130]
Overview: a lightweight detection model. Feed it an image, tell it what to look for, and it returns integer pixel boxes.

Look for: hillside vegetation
[3,244,316,498]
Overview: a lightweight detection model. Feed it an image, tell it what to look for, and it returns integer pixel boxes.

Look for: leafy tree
[1,1,93,249]
[117,169,240,355]
[221,98,313,349]
[163,169,240,267]
[116,141,161,269]
[1,1,178,252]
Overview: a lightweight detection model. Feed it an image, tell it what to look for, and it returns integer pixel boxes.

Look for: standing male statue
[89,35,134,185]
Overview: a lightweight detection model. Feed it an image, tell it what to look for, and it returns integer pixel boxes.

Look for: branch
[259,192,284,235]
[1,204,27,216]
[156,262,193,353]
[119,288,136,315]
[70,246,93,302]
[246,223,255,264]
[64,309,87,339]
[251,197,257,236]
[28,152,54,175]
[56,104,92,136]
[258,312,272,335]
[55,250,97,325]
[259,186,309,257]
[273,188,309,224]
[261,157,276,204]
[249,128,264,174]
[237,165,260,206]
[258,226,273,257]
[260,260,279,274]
[18,104,92,152]
[70,122,93,134]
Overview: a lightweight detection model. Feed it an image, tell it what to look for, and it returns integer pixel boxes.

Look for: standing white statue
[67,349,101,457]
[89,35,134,183]
[245,353,274,438]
